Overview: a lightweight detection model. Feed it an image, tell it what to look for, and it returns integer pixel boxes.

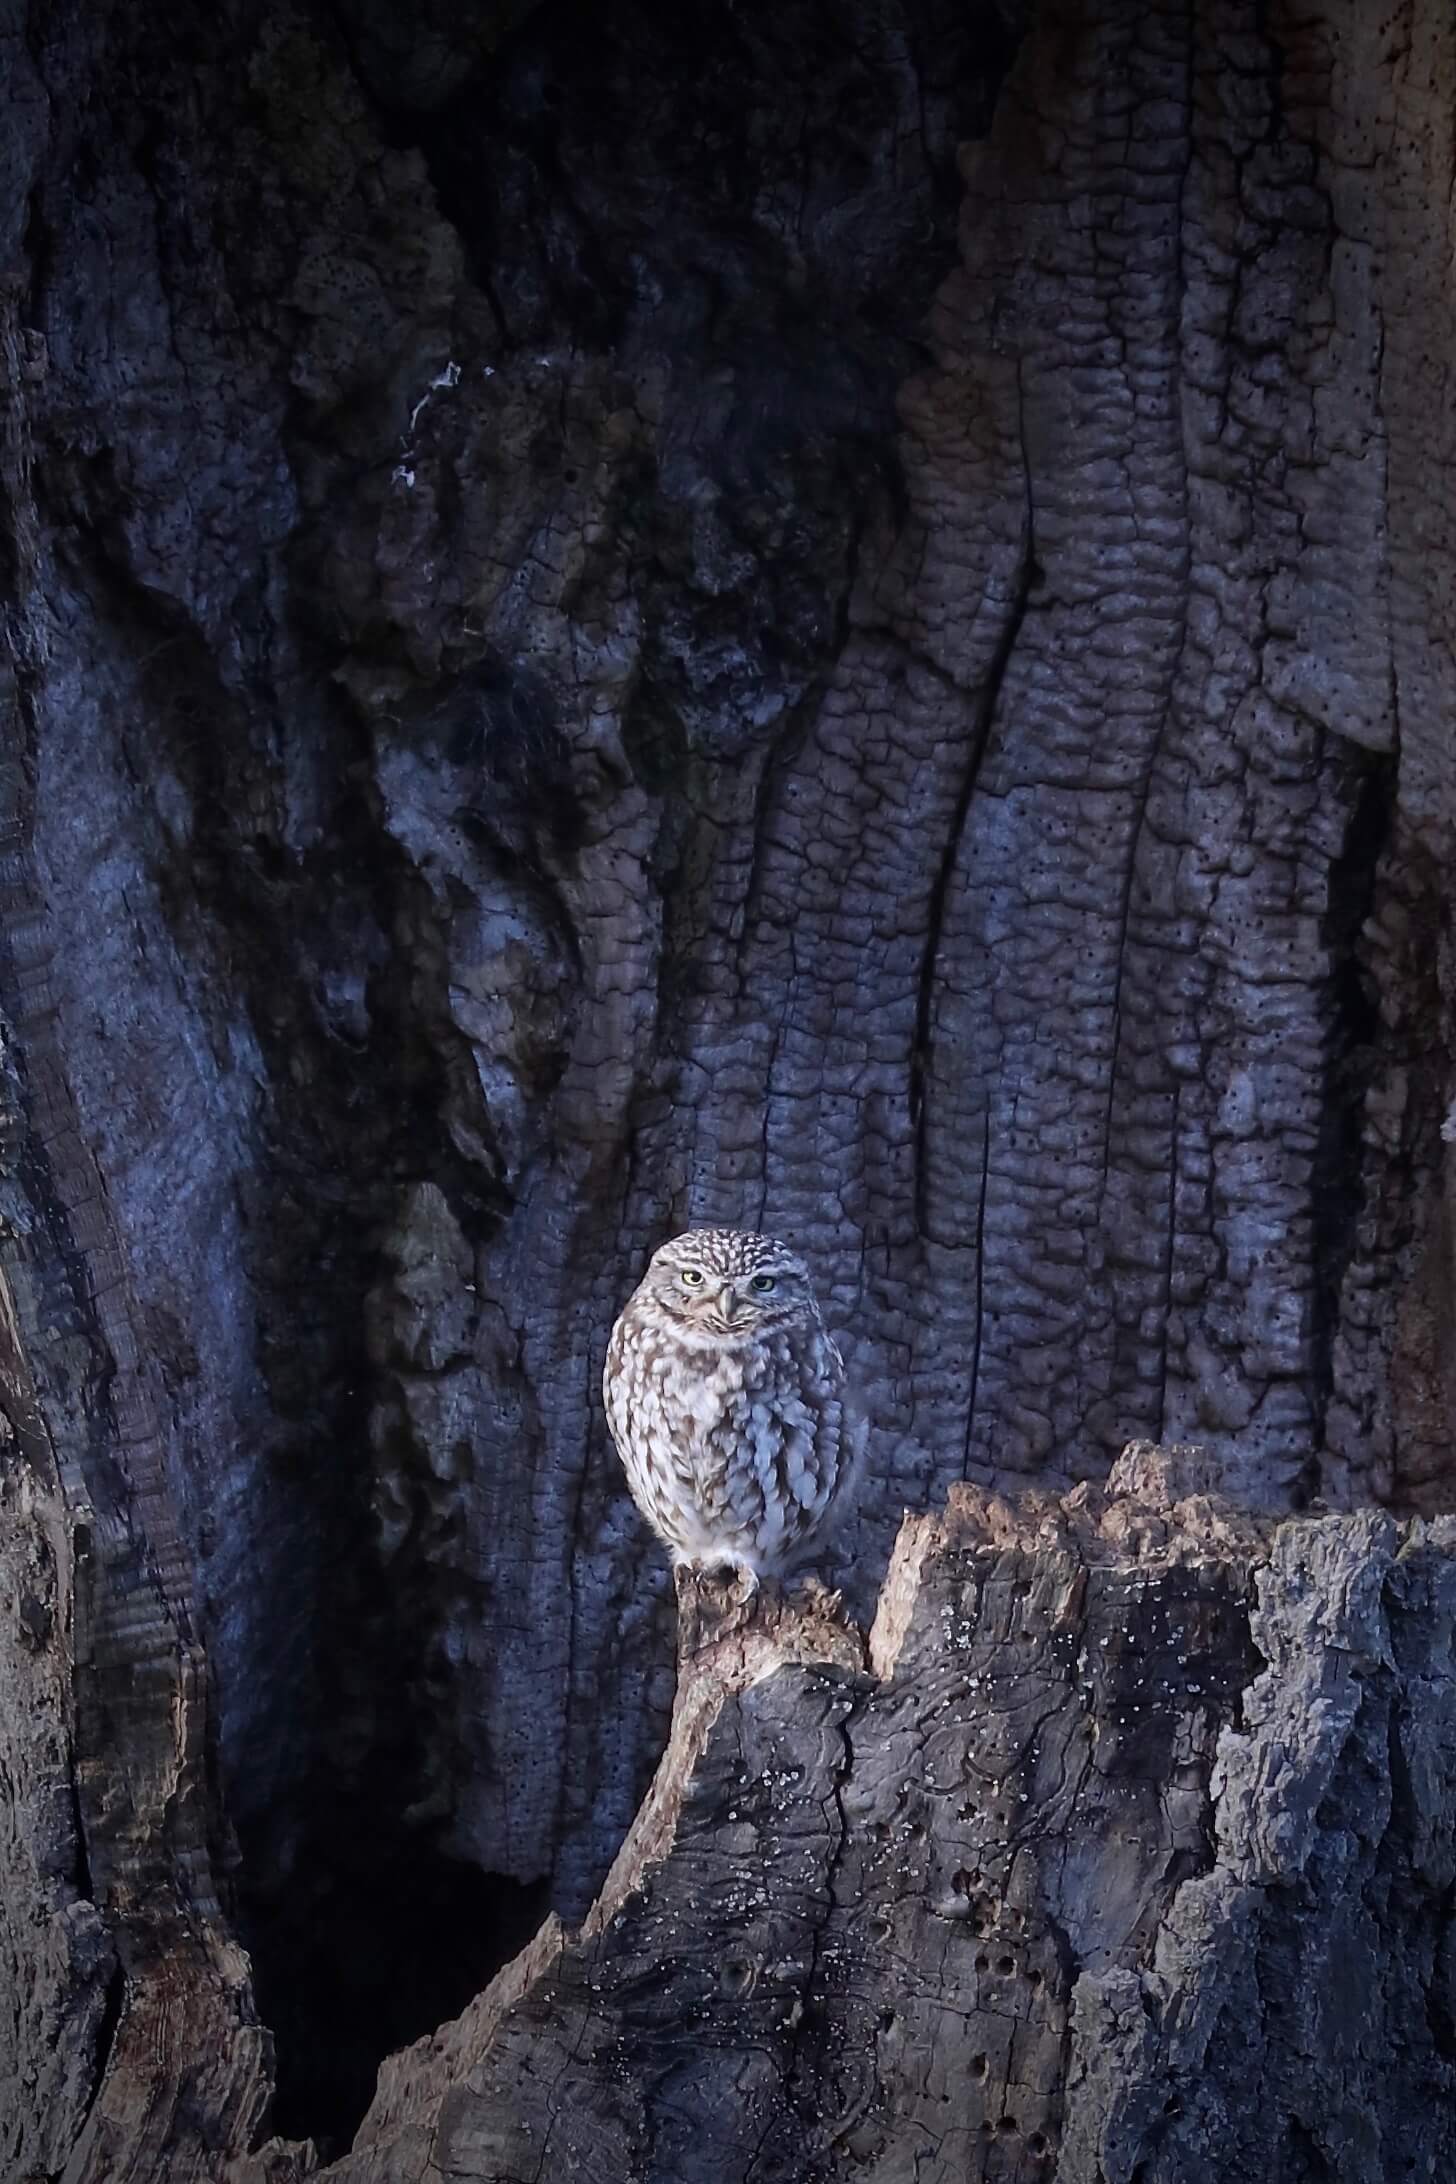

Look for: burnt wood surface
[2,0,1456,2174]
[313,1447,1456,2184]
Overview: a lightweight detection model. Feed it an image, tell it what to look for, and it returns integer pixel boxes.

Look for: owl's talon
[704,1558,757,1598]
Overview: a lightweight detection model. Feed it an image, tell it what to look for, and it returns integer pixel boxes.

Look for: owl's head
[644,1228,817,1336]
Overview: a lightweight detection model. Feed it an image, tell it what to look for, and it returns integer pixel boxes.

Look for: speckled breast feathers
[602,1228,853,1577]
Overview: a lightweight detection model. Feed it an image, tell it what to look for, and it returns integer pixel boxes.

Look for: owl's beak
[718,1286,746,1326]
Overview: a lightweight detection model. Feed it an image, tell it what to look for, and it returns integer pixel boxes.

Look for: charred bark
[1,0,1456,2174]
[296,1448,1456,2182]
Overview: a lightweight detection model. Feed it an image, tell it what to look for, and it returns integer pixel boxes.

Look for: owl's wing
[601,1313,630,1451]
[723,1322,851,1564]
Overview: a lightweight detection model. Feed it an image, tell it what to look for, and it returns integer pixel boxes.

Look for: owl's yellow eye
[680,1267,705,1287]
[751,1274,776,1293]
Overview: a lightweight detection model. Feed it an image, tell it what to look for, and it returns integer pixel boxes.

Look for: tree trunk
[324,1446,1456,2184]
[1,0,1454,2174]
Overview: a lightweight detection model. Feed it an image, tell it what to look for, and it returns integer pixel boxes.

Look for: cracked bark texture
[2,0,1456,2170]
[306,1447,1456,2183]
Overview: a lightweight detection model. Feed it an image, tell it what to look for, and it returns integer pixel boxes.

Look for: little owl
[603,1228,854,1581]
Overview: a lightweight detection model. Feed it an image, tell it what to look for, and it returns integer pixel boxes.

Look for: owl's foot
[692,1557,759,1593]
[674,1557,762,1619]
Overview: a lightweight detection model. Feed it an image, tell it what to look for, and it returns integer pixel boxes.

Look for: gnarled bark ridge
[321,1447,1456,2183]
[2,0,1456,2170]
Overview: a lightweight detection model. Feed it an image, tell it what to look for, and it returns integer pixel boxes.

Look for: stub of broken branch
[304,1444,1456,2183]
[580,1566,866,1944]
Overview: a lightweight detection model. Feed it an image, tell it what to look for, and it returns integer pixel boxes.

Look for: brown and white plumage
[603,1228,855,1579]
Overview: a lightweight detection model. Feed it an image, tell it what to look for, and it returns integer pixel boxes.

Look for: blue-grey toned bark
[0,0,1454,2172]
